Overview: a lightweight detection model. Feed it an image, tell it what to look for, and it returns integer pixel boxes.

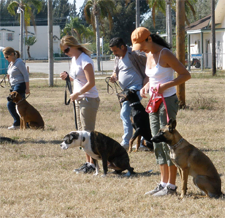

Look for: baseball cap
[131,27,151,51]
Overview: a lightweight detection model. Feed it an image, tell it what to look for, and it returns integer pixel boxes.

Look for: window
[7,33,13,41]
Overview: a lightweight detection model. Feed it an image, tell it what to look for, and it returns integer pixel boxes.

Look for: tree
[62,17,94,43]
[25,36,37,59]
[84,0,115,71]
[7,0,42,32]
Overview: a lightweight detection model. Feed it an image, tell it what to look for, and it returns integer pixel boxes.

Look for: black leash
[0,74,8,88]
[65,73,78,130]
[105,76,122,108]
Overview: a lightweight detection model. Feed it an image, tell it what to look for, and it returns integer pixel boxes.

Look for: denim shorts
[149,94,179,166]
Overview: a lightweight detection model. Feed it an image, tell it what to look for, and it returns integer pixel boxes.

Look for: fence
[186,52,225,70]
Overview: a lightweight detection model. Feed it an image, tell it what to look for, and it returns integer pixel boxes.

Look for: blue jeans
[7,82,26,126]
[120,86,142,145]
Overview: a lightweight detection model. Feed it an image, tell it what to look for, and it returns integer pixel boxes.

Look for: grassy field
[0,72,225,218]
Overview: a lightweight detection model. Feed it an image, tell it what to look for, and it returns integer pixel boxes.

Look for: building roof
[185,15,211,31]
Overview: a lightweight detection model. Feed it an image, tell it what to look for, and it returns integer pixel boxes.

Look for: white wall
[0,26,60,59]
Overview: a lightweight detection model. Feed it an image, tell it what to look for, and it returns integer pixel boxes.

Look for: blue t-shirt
[118,51,142,90]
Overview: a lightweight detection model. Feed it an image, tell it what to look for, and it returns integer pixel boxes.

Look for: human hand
[109,74,117,83]
[70,92,79,101]
[140,83,149,98]
[25,88,30,94]
[60,71,68,80]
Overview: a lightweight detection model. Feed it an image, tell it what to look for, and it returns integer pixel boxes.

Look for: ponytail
[150,34,171,49]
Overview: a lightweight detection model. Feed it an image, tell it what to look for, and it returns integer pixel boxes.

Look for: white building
[0,25,61,60]
[186,0,225,69]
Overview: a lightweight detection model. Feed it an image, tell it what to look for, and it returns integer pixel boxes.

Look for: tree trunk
[176,0,186,108]
[95,15,101,71]
[27,46,31,59]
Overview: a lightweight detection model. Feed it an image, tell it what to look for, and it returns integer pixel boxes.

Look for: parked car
[91,53,97,59]
[185,58,201,68]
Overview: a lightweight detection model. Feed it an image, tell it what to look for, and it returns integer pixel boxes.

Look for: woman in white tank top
[131,27,191,196]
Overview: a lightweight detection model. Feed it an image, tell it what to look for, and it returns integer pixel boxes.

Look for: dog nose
[7,97,11,101]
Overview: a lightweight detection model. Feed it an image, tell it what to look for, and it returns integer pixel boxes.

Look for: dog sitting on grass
[152,119,223,199]
[7,91,44,130]
[60,130,135,177]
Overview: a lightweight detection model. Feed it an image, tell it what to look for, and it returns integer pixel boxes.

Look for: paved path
[26,59,115,74]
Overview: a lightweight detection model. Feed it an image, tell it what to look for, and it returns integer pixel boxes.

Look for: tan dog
[151,119,222,199]
[7,91,44,130]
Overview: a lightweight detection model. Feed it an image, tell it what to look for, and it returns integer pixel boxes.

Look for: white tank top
[145,48,176,98]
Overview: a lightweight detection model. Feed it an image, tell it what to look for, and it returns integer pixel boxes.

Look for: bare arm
[158,49,191,94]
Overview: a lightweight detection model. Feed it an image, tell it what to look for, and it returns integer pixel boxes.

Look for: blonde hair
[60,35,91,56]
[3,47,20,58]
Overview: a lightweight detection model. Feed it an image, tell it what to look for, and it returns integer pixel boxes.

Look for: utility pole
[136,0,140,28]
[17,7,24,59]
[48,0,54,86]
[211,0,216,76]
[176,0,186,108]
[166,0,172,48]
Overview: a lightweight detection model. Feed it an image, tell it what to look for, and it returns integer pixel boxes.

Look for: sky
[68,0,85,13]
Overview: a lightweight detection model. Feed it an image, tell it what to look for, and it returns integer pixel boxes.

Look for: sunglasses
[64,47,70,54]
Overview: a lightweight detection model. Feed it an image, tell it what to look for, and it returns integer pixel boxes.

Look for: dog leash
[64,73,78,130]
[105,76,122,108]
[150,84,170,123]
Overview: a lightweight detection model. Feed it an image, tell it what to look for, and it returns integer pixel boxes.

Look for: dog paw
[101,174,106,178]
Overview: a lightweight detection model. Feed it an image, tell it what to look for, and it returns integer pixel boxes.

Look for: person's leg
[7,101,20,127]
[78,97,100,173]
[152,95,179,196]
[7,83,26,128]
[120,101,132,147]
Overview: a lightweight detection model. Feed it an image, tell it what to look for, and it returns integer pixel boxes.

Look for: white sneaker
[8,125,19,130]
[133,144,150,151]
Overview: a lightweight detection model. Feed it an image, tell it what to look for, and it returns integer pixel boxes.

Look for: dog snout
[7,96,12,102]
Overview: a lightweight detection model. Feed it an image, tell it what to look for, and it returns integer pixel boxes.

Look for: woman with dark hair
[60,35,100,174]
[3,47,30,130]
[131,27,191,196]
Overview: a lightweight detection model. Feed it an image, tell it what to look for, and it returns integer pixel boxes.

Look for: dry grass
[0,72,225,218]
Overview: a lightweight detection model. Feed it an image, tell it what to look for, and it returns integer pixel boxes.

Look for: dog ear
[168,119,176,133]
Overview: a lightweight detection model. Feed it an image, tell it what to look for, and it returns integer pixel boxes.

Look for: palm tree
[84,0,115,71]
[7,0,42,32]
[25,36,37,60]
[63,17,94,43]
[7,0,42,59]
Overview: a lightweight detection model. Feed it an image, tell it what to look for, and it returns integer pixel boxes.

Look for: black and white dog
[60,131,134,177]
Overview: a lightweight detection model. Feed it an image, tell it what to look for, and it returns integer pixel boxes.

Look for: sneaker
[133,144,149,151]
[8,125,19,130]
[144,184,164,195]
[82,165,95,174]
[73,163,88,173]
[152,186,177,197]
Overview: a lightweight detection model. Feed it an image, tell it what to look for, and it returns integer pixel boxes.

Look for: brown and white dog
[7,91,44,130]
[151,119,223,199]
[60,130,135,177]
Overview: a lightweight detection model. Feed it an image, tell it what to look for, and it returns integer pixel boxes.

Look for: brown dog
[7,91,44,130]
[151,119,222,199]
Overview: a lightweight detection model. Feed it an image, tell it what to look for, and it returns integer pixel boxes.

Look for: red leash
[146,84,170,123]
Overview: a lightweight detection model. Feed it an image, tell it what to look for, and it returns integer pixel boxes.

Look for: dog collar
[130,102,141,107]
[171,138,184,149]
[16,98,25,105]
